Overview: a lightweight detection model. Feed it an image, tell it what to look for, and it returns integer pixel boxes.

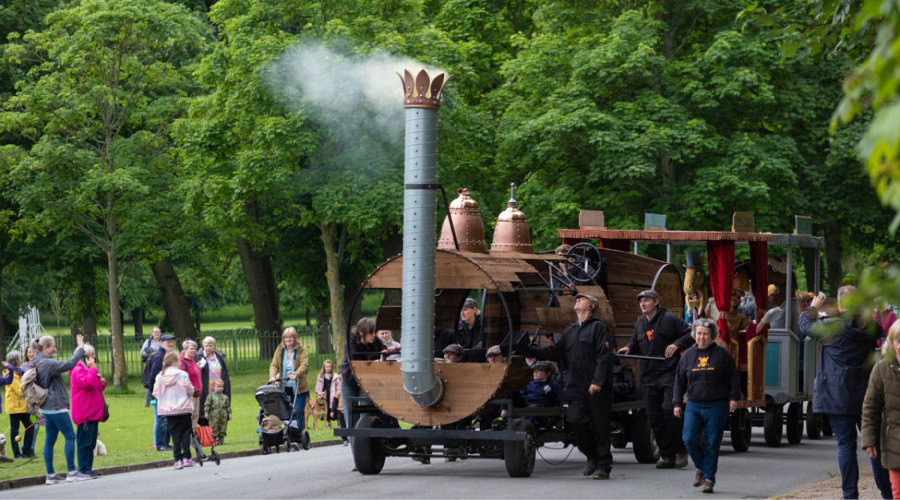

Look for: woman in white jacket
[153,351,195,470]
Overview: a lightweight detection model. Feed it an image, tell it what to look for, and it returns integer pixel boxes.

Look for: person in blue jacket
[800,287,891,500]
[521,361,562,407]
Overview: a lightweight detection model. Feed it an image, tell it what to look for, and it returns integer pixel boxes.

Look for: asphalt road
[1,429,863,499]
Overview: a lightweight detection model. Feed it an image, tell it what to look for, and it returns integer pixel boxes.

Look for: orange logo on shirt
[699,356,709,368]
[646,329,654,342]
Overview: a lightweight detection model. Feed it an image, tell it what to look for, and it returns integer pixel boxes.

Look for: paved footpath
[0,429,866,499]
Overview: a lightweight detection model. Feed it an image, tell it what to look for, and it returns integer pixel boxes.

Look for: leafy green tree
[0,0,210,388]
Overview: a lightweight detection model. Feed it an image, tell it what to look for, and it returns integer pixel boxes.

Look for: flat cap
[636,289,659,301]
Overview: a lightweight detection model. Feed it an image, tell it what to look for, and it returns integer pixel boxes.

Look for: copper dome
[438,189,487,253]
[490,184,533,253]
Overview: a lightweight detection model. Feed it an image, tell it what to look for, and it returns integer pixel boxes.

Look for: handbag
[101,394,110,422]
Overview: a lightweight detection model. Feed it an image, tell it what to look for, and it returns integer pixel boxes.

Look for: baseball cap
[462,298,477,309]
[636,290,659,301]
[534,361,554,374]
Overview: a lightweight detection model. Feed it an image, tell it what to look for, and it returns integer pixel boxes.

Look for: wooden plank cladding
[558,228,774,243]
[351,360,519,426]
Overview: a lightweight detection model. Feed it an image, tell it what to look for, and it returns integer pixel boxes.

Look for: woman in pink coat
[70,344,107,478]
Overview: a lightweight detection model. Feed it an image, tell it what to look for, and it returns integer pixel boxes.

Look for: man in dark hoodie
[148,334,175,452]
[800,287,890,500]
[528,293,614,480]
[618,289,694,469]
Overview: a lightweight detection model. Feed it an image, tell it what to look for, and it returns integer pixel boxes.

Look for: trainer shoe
[701,480,714,493]
[158,445,173,451]
[66,471,91,482]
[592,469,611,480]
[45,473,65,485]
[88,471,102,479]
[656,456,675,469]
[582,458,599,476]
[693,470,704,487]
[675,453,689,469]
[183,458,195,468]
[173,460,183,470]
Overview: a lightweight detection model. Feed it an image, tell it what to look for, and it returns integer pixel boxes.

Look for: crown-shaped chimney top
[398,69,447,109]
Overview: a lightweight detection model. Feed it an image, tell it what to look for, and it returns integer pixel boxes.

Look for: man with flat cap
[528,293,615,479]
[618,289,694,469]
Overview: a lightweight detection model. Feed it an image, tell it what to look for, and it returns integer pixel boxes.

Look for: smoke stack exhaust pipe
[398,69,447,407]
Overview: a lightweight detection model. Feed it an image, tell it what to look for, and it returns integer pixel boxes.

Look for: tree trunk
[82,310,97,345]
[150,259,198,340]
[236,237,281,358]
[106,249,127,390]
[0,274,5,359]
[132,307,144,340]
[320,222,348,363]
[823,221,844,296]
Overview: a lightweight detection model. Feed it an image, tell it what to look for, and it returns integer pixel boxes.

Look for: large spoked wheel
[806,411,822,440]
[730,409,751,452]
[786,402,803,445]
[504,419,536,478]
[566,243,602,285]
[631,410,660,464]
[352,415,386,475]
[764,404,783,448]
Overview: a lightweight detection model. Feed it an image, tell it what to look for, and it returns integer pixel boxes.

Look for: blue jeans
[153,401,170,448]
[828,414,892,499]
[75,421,98,473]
[682,400,729,485]
[283,386,308,430]
[43,412,76,474]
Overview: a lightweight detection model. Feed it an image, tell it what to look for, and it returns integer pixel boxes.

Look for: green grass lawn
[0,369,340,480]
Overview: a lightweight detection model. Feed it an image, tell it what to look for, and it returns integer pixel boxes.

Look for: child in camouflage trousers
[204,379,231,445]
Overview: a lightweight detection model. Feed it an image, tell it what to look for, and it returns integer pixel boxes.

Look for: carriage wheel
[631,410,660,464]
[213,450,221,466]
[730,409,751,452]
[504,419,536,478]
[764,405,783,447]
[806,411,822,440]
[786,402,803,445]
[260,444,269,455]
[301,430,311,450]
[352,415,386,475]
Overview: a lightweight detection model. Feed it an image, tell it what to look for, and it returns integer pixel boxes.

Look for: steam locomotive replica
[335,69,822,477]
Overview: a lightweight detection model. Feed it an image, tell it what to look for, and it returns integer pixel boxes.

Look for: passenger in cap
[443,344,464,363]
[521,362,562,408]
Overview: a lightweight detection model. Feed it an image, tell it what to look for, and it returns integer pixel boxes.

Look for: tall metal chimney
[398,69,447,407]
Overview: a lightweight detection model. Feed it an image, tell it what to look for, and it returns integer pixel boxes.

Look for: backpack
[21,360,48,411]
[142,355,156,389]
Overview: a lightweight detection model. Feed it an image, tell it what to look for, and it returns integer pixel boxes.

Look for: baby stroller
[255,381,311,454]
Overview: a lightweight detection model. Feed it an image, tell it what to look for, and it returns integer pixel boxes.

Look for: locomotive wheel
[352,415,386,475]
[764,405,783,447]
[504,419,536,478]
[821,414,833,437]
[631,410,660,464]
[786,402,803,445]
[806,411,822,440]
[730,409,751,452]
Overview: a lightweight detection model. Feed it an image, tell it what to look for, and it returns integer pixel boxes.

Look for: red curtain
[707,241,735,343]
[749,241,768,314]
[599,239,629,252]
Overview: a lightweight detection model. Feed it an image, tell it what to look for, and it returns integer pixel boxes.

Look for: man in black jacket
[618,289,694,469]
[529,293,615,479]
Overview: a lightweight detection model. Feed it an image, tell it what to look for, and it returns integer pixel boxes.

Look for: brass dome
[490,183,533,253]
[438,189,487,253]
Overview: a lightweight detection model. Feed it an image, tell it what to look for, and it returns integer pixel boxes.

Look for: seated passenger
[443,344,464,363]
[486,345,506,364]
[521,362,562,408]
[378,330,401,361]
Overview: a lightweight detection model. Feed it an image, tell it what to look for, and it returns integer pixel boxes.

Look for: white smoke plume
[269,43,445,145]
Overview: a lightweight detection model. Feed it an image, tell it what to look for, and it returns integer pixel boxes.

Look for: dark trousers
[9,413,34,457]
[683,401,729,484]
[642,382,686,459]
[829,414,892,499]
[567,388,613,471]
[166,414,193,461]
[75,421,99,473]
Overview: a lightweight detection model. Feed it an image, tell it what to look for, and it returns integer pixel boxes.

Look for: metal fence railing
[45,325,334,379]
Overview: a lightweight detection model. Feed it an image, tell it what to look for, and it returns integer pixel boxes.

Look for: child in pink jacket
[70,345,107,478]
[152,351,195,470]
